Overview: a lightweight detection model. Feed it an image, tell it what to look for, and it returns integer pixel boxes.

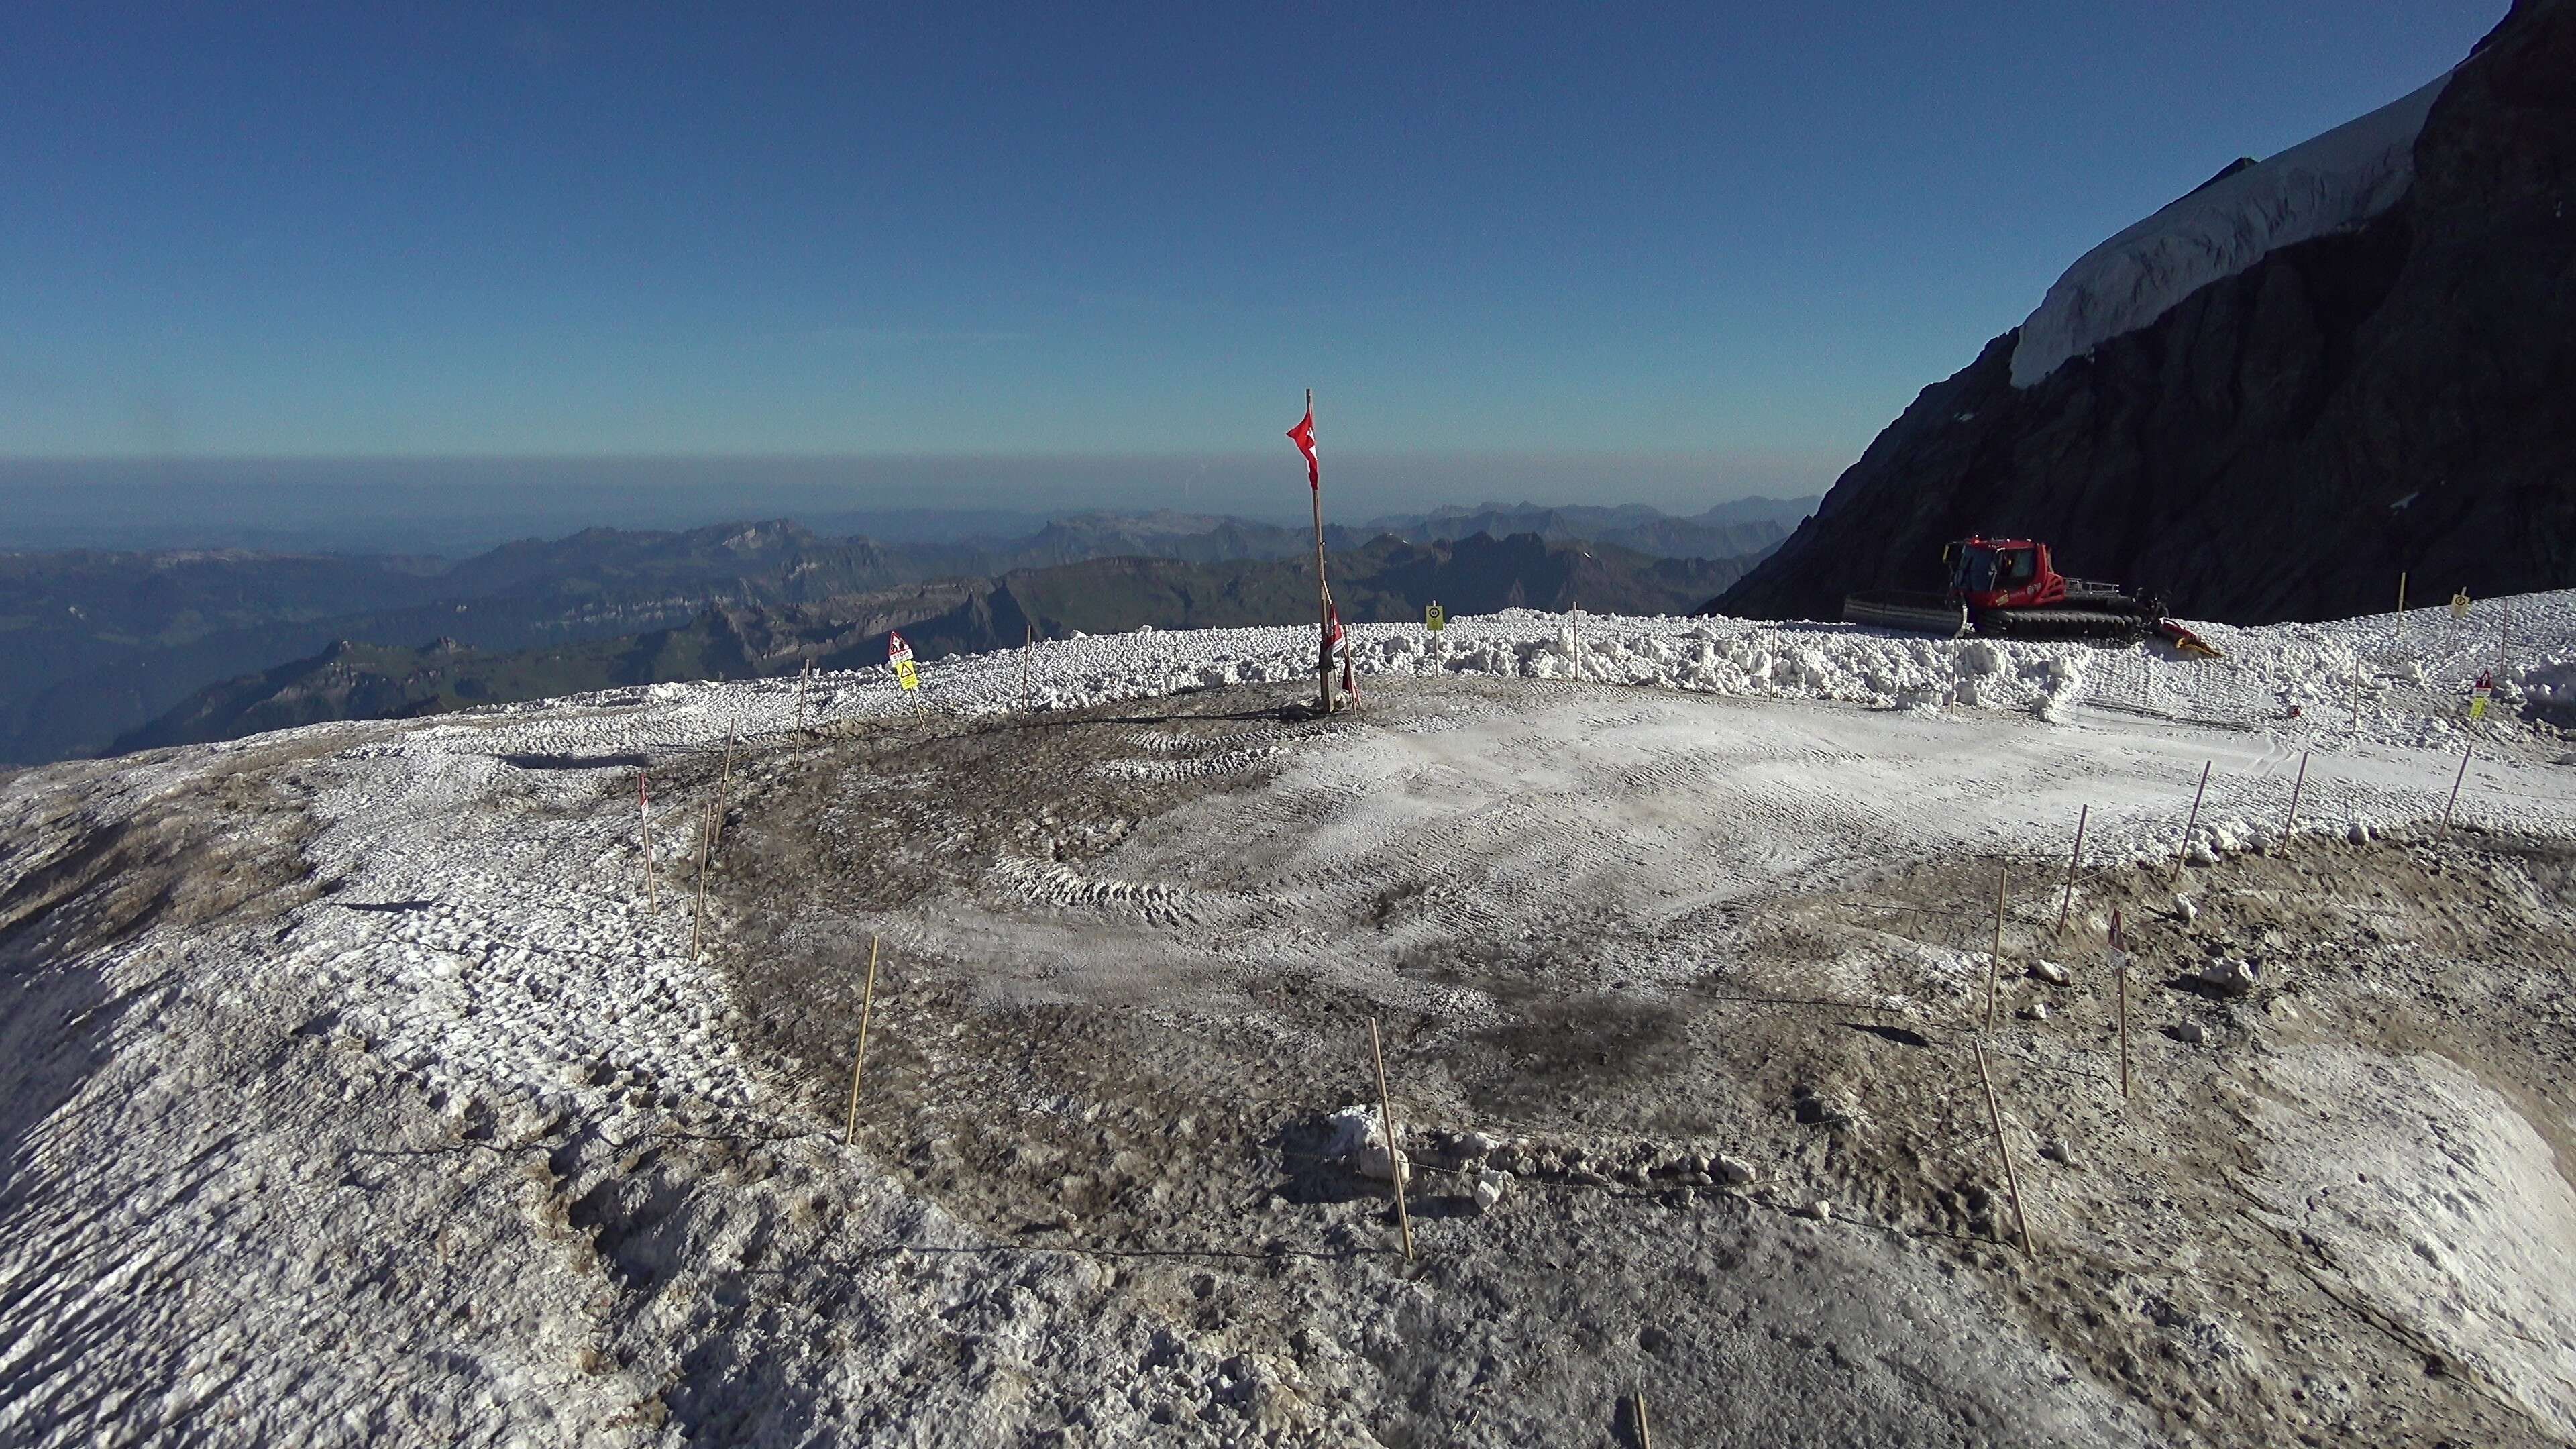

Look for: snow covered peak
[2008,72,2453,388]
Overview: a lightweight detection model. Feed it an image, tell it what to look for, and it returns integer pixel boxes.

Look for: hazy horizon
[0,452,1833,556]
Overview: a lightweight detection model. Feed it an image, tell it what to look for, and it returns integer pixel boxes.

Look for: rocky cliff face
[1718,0,2575,625]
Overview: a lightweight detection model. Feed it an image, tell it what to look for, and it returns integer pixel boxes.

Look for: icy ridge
[2009,72,2451,388]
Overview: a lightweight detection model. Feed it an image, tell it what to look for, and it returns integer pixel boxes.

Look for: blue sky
[1,2,2504,502]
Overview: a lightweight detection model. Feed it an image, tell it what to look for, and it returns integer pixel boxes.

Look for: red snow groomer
[1843,537,2218,655]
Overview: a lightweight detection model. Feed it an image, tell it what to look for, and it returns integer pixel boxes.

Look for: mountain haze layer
[114,533,1758,753]
[3,500,1804,765]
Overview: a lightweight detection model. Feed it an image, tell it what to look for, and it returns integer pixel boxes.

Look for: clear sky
[1,1,2504,501]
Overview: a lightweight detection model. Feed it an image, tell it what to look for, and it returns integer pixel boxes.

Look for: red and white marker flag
[1287,406,1318,490]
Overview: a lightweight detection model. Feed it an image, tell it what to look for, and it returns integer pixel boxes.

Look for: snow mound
[2009,73,2451,388]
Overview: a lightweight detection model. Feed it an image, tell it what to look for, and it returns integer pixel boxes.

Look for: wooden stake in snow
[689,801,713,960]
[2169,760,2212,883]
[2110,909,2131,1101]
[1974,1041,2035,1257]
[1632,1389,1652,1449]
[713,734,734,849]
[843,936,881,1147]
[639,770,657,913]
[1367,1018,1415,1260]
[2396,572,2408,643]
[1983,865,2007,1032]
[2282,751,2309,843]
[2443,745,2475,835]
[2055,805,2089,940]
[1020,623,1035,712]
[794,659,813,729]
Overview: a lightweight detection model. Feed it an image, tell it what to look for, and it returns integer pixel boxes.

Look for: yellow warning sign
[2451,590,2472,621]
[1426,602,1446,633]
[888,629,921,692]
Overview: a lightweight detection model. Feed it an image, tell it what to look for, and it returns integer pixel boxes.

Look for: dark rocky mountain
[1717,0,2574,625]
[117,532,1757,752]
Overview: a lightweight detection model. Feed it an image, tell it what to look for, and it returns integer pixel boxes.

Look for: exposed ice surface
[2010,72,2451,388]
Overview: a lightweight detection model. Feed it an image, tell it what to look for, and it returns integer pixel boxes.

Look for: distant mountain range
[0,496,1811,763]
[115,532,1761,753]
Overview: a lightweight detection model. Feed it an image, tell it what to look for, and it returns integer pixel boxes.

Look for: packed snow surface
[5,590,2574,1445]
[2010,72,2451,387]
[97,590,2576,1114]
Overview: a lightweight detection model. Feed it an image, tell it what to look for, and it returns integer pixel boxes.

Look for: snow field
[193,592,2556,1150]
[2010,72,2451,386]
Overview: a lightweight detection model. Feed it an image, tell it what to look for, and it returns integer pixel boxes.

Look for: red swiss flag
[1286,407,1318,490]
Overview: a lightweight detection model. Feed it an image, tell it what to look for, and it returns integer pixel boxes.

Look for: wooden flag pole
[843,936,881,1146]
[2055,804,2089,940]
[1309,389,1335,718]
[2169,760,2212,883]
[1974,1041,2035,1257]
[1367,1018,1414,1260]
[1983,865,2007,1031]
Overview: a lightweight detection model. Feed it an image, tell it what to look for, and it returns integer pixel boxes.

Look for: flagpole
[1309,387,1335,716]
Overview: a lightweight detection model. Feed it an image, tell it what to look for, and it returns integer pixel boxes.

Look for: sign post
[1425,601,1445,634]
[889,631,924,714]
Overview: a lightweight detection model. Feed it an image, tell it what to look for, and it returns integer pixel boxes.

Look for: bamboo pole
[1367,1018,1414,1260]
[690,801,712,960]
[713,734,733,849]
[1974,1042,2035,1257]
[2442,745,2474,835]
[640,771,657,913]
[843,936,881,1146]
[2055,805,2088,939]
[1633,1389,1652,1449]
[2169,760,2212,883]
[1983,865,2007,1031]
[2282,751,2309,843]
[2111,909,2131,1101]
